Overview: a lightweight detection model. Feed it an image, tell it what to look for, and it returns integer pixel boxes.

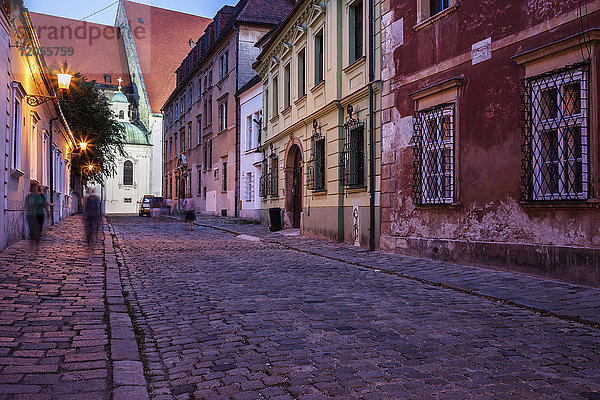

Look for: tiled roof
[30,12,132,88]
[236,0,295,25]
[122,1,211,113]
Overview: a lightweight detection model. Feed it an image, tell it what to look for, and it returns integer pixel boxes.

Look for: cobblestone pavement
[108,215,600,400]
[0,217,110,400]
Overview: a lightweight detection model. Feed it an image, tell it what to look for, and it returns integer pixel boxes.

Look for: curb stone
[103,218,150,400]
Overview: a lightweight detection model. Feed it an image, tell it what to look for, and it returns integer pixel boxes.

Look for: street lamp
[57,73,72,91]
[79,142,88,152]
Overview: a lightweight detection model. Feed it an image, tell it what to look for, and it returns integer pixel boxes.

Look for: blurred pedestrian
[25,181,48,245]
[84,188,101,245]
[151,197,160,223]
[183,196,195,230]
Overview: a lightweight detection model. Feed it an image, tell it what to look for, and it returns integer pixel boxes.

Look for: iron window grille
[521,62,589,201]
[307,119,326,191]
[259,151,279,197]
[341,105,365,187]
[412,103,455,205]
[259,158,268,198]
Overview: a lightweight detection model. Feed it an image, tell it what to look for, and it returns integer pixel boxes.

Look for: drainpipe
[234,25,240,218]
[49,117,59,225]
[336,0,345,243]
[368,0,376,250]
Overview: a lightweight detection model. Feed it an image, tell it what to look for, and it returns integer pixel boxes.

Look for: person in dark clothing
[25,181,48,245]
[84,188,101,245]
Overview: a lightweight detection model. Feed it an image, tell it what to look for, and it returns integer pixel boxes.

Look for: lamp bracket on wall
[26,94,57,107]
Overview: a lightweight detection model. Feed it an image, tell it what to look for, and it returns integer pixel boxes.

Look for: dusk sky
[24,0,233,25]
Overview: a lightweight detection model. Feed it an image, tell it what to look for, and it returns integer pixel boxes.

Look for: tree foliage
[59,72,125,185]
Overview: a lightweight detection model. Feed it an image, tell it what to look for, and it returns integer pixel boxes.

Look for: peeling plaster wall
[381,0,600,284]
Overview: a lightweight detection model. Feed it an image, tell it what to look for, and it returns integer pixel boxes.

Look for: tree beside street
[59,72,126,186]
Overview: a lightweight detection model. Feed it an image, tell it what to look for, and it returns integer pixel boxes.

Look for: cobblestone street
[107,215,600,400]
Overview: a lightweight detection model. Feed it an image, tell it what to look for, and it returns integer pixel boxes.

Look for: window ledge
[344,56,366,75]
[10,168,24,179]
[345,185,367,194]
[282,106,292,116]
[414,5,459,32]
[269,115,280,124]
[311,189,327,196]
[520,200,600,210]
[415,201,462,209]
[217,74,229,86]
[294,94,307,105]
[310,80,325,94]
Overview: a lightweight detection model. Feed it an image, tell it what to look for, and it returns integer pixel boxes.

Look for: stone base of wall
[381,235,600,288]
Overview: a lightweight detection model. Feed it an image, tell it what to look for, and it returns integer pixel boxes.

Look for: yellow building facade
[254,0,381,248]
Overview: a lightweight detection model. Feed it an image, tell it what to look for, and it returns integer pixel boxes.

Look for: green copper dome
[122,123,150,145]
[111,92,129,103]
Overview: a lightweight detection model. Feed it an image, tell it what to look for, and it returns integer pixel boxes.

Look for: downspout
[49,117,59,225]
[368,0,376,250]
[336,0,344,243]
[234,25,240,218]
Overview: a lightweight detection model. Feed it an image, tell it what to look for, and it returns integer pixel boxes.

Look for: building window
[197,169,202,195]
[209,140,213,169]
[521,63,589,201]
[298,49,306,98]
[174,136,178,155]
[218,101,228,132]
[208,69,213,86]
[11,88,23,171]
[246,115,253,151]
[350,1,363,63]
[208,95,213,123]
[203,144,208,170]
[222,161,227,191]
[104,73,112,84]
[119,110,125,120]
[315,30,324,85]
[430,0,449,15]
[341,112,365,188]
[188,125,192,149]
[181,131,186,152]
[198,78,202,99]
[124,198,132,203]
[272,76,278,117]
[307,126,326,191]
[284,63,291,109]
[264,88,269,122]
[197,117,202,145]
[260,155,279,197]
[245,172,254,201]
[123,160,134,186]
[219,51,229,79]
[413,103,455,204]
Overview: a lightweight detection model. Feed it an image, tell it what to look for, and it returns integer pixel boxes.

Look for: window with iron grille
[307,123,326,191]
[222,162,227,192]
[412,103,455,205]
[341,110,365,187]
[259,158,268,198]
[521,63,589,201]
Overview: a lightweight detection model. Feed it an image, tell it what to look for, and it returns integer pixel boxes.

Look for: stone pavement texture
[108,215,600,400]
[0,216,147,400]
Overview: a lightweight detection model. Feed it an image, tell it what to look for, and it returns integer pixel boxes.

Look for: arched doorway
[285,144,303,228]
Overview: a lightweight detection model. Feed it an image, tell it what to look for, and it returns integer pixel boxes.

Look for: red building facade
[380,0,600,286]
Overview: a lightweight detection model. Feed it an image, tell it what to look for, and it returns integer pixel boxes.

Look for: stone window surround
[513,30,600,204]
[410,77,463,206]
[414,0,458,31]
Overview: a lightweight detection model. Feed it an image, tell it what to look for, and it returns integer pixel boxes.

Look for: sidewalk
[186,213,600,328]
[0,216,148,400]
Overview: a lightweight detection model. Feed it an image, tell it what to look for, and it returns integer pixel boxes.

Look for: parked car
[138,195,154,216]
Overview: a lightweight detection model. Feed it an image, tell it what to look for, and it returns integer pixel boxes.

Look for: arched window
[123,160,133,185]
[104,73,112,84]
[119,110,125,120]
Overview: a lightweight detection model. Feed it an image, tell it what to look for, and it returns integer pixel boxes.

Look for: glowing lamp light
[57,73,72,90]
[79,142,88,152]
[87,164,94,171]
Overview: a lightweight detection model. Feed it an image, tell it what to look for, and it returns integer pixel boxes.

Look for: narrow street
[108,215,600,400]
[1,215,600,399]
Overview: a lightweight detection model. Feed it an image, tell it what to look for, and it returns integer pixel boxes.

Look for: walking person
[183,196,196,230]
[151,197,160,223]
[84,188,101,246]
[25,181,49,246]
